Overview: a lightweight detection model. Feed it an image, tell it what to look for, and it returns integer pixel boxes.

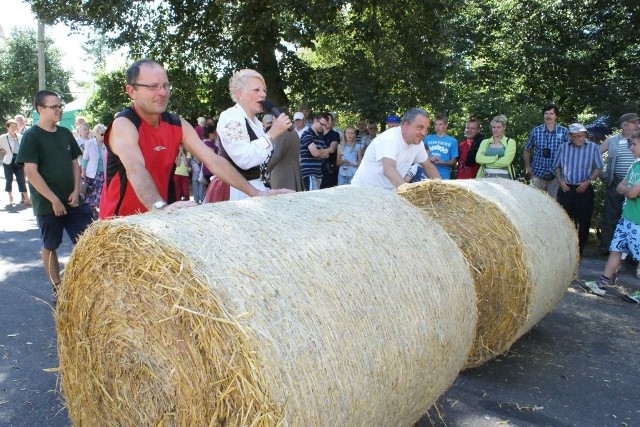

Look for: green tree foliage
[25,0,639,140]
[26,0,343,114]
[444,0,640,132]
[292,0,463,126]
[0,28,72,120]
[83,68,130,127]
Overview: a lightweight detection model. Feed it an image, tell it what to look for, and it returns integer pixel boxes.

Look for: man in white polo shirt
[352,108,440,189]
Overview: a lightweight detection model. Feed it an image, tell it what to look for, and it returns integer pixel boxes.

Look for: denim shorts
[36,204,94,250]
[609,217,640,260]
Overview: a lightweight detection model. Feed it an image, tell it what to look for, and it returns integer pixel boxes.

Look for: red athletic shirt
[456,139,480,179]
[99,106,183,218]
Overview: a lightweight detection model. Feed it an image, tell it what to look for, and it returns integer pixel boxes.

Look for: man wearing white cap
[262,114,274,132]
[293,112,307,138]
[553,123,603,257]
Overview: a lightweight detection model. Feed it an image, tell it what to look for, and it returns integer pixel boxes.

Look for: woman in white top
[216,69,292,200]
[75,122,92,154]
[81,124,108,213]
[0,119,30,205]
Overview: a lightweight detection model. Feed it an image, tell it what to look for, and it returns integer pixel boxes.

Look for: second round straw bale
[398,179,578,368]
[57,185,477,426]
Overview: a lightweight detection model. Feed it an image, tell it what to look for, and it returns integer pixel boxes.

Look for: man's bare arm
[109,116,166,209]
[420,158,441,179]
[308,143,330,159]
[68,160,82,207]
[382,157,406,188]
[327,139,339,154]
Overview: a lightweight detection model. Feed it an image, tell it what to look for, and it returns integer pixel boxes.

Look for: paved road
[1,202,638,426]
[0,202,70,426]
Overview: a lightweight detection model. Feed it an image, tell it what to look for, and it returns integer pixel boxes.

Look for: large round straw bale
[57,186,477,426]
[397,179,578,368]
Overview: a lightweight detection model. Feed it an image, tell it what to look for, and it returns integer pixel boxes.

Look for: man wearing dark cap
[598,112,640,254]
[554,123,603,257]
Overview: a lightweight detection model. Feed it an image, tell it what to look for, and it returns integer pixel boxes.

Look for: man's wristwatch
[152,200,168,210]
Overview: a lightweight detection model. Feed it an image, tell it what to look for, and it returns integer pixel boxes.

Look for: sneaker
[622,290,640,304]
[52,282,60,303]
[579,280,606,296]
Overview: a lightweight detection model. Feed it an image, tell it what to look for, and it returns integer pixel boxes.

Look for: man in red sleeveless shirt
[100,59,291,218]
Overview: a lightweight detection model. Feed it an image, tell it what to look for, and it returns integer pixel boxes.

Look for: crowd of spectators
[4,85,639,278]
[4,57,640,305]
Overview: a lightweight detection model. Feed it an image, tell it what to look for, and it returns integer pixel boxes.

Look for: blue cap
[386,115,401,124]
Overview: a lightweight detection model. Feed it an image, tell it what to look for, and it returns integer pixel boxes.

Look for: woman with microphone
[216,69,291,200]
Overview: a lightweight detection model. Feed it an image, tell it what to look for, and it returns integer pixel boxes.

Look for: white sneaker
[579,280,606,297]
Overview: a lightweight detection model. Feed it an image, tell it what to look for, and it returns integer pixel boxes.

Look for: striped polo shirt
[300,127,326,178]
[553,140,603,184]
[613,138,635,179]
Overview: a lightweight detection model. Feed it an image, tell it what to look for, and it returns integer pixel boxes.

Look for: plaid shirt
[525,124,570,177]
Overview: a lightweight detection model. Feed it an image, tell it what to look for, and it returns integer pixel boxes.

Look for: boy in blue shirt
[411,113,457,181]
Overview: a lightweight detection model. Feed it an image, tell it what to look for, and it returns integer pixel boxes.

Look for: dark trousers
[557,184,594,255]
[3,160,27,193]
[599,177,624,252]
[320,171,338,189]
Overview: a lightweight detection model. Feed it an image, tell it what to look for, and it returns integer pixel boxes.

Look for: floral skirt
[84,173,105,208]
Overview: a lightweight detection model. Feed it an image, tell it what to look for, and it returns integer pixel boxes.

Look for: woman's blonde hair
[342,126,357,146]
[490,115,508,128]
[229,69,266,103]
[93,123,107,135]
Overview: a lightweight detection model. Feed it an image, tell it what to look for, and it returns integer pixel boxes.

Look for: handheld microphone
[260,99,293,131]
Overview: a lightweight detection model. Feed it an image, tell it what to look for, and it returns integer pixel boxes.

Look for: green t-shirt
[16,125,83,216]
[622,161,640,225]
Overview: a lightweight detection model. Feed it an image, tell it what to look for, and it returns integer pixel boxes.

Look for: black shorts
[36,204,94,250]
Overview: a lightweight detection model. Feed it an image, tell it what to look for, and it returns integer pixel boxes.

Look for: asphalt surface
[0,194,638,427]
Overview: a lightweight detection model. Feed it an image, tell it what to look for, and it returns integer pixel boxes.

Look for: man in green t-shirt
[16,90,93,296]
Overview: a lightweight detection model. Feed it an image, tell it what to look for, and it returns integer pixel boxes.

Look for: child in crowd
[582,131,640,303]
[190,156,205,204]
[336,126,362,185]
[173,145,191,201]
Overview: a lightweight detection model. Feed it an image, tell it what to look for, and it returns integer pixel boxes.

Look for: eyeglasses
[318,121,328,127]
[132,82,172,91]
[43,105,63,111]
